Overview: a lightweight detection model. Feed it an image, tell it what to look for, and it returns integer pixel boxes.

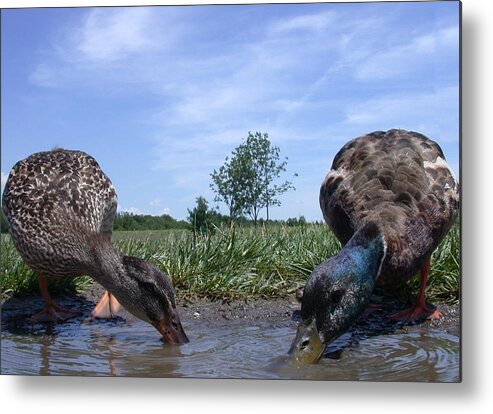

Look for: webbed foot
[31,304,82,323]
[91,291,121,319]
[388,302,442,322]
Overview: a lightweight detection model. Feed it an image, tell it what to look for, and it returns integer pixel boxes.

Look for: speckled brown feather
[2,149,118,278]
[2,149,188,341]
[319,129,459,288]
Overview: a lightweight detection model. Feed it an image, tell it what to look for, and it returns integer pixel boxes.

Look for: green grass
[410,221,460,304]
[1,222,460,303]
[0,234,93,298]
[140,224,341,300]
[112,229,188,242]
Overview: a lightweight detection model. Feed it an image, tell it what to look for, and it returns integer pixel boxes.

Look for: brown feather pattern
[319,129,459,288]
[2,149,118,278]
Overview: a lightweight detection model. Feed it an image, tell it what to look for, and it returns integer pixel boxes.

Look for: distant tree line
[0,209,191,234]
[0,206,309,235]
[113,212,190,231]
[186,195,308,234]
[1,131,301,235]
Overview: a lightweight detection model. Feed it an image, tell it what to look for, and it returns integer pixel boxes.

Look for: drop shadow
[458,6,480,398]
[0,1,476,408]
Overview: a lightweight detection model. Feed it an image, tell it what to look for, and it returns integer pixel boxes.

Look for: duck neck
[343,221,387,284]
[87,234,126,292]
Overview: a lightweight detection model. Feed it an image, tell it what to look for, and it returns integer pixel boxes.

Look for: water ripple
[1,318,459,381]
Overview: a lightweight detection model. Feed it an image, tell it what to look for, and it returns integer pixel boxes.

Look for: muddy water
[1,313,459,381]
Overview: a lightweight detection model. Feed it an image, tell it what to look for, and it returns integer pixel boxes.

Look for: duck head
[110,256,189,345]
[289,222,385,364]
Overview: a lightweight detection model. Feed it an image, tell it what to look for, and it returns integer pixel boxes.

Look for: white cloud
[19,6,459,220]
[149,198,162,207]
[70,8,158,64]
[354,26,458,81]
[119,206,141,214]
[344,85,459,128]
[151,126,270,172]
[268,11,336,34]
[29,63,57,87]
[118,204,171,217]
[342,84,460,177]
[147,200,172,216]
[28,8,164,87]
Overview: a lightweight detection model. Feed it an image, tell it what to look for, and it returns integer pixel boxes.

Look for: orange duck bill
[152,312,189,345]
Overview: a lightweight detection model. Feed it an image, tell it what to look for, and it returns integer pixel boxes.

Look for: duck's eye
[300,339,310,350]
[330,289,344,304]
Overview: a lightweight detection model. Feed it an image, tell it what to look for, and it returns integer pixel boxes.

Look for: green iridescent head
[289,222,385,364]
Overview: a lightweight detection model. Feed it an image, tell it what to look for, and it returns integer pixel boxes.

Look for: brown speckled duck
[2,148,188,344]
[290,129,459,363]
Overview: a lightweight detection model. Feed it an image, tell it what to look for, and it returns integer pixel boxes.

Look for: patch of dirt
[1,282,460,338]
[77,283,301,327]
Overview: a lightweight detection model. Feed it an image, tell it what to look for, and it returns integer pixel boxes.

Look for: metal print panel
[1,1,460,381]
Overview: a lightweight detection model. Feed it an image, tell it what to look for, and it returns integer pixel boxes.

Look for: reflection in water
[39,335,56,376]
[1,316,459,381]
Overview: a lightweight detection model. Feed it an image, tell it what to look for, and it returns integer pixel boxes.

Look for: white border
[1,1,491,413]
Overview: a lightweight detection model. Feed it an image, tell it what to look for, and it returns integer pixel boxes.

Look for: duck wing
[2,149,118,275]
[320,129,458,287]
[3,149,117,233]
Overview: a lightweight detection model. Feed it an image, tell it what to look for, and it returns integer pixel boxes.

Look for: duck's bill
[153,313,189,345]
[288,320,325,364]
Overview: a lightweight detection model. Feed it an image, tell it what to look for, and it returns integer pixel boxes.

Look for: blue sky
[1,2,460,221]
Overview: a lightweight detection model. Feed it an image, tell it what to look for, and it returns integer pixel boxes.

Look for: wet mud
[1,283,460,381]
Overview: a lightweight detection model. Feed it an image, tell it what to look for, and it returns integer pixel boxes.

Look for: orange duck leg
[31,274,82,323]
[388,258,442,322]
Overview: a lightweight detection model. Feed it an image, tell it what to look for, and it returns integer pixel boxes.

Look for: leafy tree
[210,131,295,224]
[187,196,222,234]
[210,153,245,220]
[245,132,296,221]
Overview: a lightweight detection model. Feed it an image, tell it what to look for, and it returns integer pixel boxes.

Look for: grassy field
[0,222,460,303]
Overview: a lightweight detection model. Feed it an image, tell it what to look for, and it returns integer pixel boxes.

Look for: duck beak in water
[288,319,325,364]
[153,312,189,345]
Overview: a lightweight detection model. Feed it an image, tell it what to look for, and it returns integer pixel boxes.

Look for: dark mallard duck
[2,148,188,344]
[290,129,459,363]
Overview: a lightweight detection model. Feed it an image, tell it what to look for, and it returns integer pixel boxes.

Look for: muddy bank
[1,282,460,338]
